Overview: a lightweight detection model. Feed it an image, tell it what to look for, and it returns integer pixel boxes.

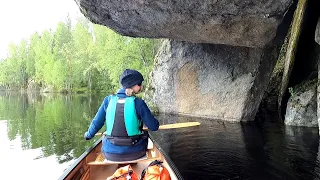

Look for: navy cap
[120,69,144,89]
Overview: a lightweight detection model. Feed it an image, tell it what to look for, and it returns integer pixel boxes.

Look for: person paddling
[84,69,159,161]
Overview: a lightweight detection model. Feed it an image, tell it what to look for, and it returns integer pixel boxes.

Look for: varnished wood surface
[62,138,179,180]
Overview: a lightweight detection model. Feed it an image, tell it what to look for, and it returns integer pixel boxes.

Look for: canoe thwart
[87,149,160,165]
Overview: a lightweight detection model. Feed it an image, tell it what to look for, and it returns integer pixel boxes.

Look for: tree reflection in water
[0,92,103,163]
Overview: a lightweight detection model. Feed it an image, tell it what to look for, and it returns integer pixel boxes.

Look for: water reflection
[0,120,76,179]
[152,114,320,180]
[1,93,320,180]
[0,92,103,179]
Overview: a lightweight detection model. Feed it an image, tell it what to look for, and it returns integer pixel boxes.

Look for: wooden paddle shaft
[95,122,200,136]
[158,122,200,129]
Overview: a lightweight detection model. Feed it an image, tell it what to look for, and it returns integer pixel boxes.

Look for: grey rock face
[77,0,293,48]
[148,40,277,121]
[285,79,317,127]
[318,44,320,130]
[316,17,320,45]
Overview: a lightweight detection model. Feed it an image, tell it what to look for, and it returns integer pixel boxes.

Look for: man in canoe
[84,69,159,161]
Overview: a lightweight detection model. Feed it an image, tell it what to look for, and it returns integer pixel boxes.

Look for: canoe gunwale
[58,137,103,180]
[149,133,184,180]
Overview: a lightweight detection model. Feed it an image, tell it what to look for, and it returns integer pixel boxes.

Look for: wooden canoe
[58,135,183,180]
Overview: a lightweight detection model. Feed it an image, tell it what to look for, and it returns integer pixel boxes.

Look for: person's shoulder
[133,96,143,101]
[103,94,116,102]
[104,95,111,100]
[134,97,147,106]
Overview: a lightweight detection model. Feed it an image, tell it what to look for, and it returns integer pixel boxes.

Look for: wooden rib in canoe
[58,136,183,180]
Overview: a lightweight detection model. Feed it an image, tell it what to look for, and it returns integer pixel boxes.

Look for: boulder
[76,0,293,48]
[316,17,320,45]
[285,79,317,127]
[146,40,278,121]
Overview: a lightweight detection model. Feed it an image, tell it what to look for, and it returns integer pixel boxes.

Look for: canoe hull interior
[59,137,182,180]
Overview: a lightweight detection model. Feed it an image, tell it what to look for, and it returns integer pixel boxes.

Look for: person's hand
[84,132,91,140]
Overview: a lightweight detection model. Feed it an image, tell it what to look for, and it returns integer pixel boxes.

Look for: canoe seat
[87,149,160,165]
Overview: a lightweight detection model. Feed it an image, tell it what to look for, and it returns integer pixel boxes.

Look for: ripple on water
[152,115,320,180]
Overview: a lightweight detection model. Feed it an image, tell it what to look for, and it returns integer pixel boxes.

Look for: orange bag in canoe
[140,160,171,180]
[107,164,138,180]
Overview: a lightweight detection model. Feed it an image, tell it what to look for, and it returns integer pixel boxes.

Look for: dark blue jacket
[84,89,159,154]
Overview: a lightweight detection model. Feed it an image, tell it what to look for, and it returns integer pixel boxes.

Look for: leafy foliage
[0,17,160,93]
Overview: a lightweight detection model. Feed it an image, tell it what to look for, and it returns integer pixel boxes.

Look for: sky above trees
[0,0,81,59]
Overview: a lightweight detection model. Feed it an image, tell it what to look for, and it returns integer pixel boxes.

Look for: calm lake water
[1,92,320,180]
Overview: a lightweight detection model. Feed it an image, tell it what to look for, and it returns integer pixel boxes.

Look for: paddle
[156,122,200,129]
[95,122,200,136]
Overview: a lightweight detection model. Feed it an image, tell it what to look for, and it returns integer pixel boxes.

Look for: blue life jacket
[105,95,143,145]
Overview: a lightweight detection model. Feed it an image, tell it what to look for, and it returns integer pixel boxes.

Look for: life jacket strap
[106,135,141,146]
[106,131,149,146]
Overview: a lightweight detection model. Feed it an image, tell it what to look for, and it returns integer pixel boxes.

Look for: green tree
[93,24,160,90]
[33,30,55,87]
[72,18,94,92]
[27,33,40,81]
[53,18,74,91]
[0,15,160,93]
